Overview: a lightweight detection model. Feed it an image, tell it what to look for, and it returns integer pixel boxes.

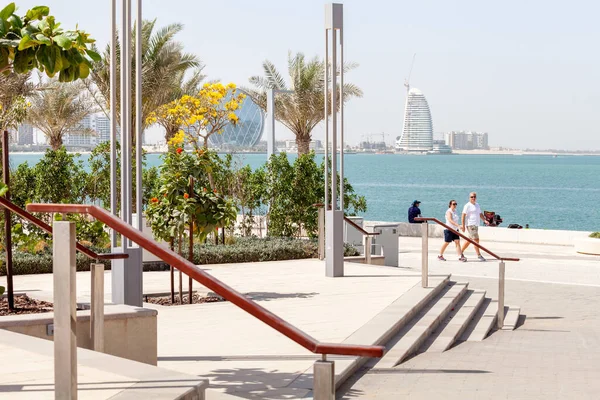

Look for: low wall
[364,221,592,246]
[574,238,600,255]
[0,304,157,365]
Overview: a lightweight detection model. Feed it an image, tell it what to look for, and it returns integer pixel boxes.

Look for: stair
[373,282,469,369]
[460,298,498,342]
[423,289,486,352]
[0,329,208,400]
[502,305,521,330]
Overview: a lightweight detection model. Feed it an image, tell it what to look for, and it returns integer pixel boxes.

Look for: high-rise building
[445,131,489,150]
[17,123,34,145]
[95,115,111,143]
[63,115,97,147]
[395,88,433,152]
[208,92,264,148]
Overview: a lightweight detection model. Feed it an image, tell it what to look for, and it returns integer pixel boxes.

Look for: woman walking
[438,200,467,262]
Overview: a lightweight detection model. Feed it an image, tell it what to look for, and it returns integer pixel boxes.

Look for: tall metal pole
[339,28,345,212]
[110,0,117,248]
[267,89,275,158]
[331,27,337,211]
[125,0,132,231]
[324,30,329,211]
[119,0,128,249]
[324,3,344,278]
[135,0,143,233]
[2,131,14,310]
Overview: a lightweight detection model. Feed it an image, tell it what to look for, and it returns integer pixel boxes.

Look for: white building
[395,88,433,153]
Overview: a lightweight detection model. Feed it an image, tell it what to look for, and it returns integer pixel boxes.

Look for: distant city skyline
[13,0,600,151]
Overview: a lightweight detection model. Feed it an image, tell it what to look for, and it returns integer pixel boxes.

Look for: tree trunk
[165,125,179,142]
[297,137,311,155]
[49,135,63,151]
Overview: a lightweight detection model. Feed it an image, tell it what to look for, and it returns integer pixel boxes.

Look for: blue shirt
[408,206,422,223]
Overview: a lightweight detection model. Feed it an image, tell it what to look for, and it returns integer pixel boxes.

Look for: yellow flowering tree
[147,82,246,149]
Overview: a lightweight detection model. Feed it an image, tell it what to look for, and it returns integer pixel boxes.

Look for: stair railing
[27,203,384,400]
[313,203,379,263]
[415,217,519,329]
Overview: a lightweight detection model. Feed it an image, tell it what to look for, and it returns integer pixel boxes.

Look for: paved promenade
[2,237,599,399]
[338,238,600,399]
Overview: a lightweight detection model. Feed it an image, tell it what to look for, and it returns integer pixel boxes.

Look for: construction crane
[404,53,416,94]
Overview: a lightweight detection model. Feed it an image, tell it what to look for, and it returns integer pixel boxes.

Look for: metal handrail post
[314,354,335,400]
[318,206,325,260]
[421,223,429,288]
[364,235,372,265]
[91,263,105,352]
[498,261,505,329]
[53,221,78,398]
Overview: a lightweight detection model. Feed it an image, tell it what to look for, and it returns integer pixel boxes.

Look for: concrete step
[502,305,521,330]
[423,289,486,352]
[205,390,245,399]
[286,274,452,392]
[0,329,208,399]
[460,298,498,342]
[373,282,469,369]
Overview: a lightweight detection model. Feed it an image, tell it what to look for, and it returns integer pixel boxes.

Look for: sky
[14,0,600,150]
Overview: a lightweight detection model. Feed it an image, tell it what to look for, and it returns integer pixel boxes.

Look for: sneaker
[459,256,467,262]
[437,255,446,261]
[478,255,486,262]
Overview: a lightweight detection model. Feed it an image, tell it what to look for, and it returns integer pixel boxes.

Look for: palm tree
[86,19,201,143]
[246,52,362,155]
[0,72,36,132]
[27,78,96,150]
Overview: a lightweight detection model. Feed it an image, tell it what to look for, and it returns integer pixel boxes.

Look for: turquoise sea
[8,153,600,232]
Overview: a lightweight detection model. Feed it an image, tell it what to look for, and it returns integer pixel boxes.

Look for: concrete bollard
[318,207,325,260]
[91,263,105,352]
[421,223,429,288]
[53,221,78,399]
[497,261,505,329]
[364,236,372,265]
[313,358,335,400]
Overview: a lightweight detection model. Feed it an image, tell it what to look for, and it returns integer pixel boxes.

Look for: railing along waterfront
[414,217,520,329]
[27,203,385,400]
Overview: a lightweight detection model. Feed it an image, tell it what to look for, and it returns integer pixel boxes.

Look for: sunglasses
[451,203,457,205]
[470,196,476,198]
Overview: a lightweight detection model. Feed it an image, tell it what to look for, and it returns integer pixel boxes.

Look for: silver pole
[125,0,132,232]
[119,0,128,249]
[135,0,142,232]
[110,0,117,248]
[339,28,344,212]
[331,28,337,211]
[324,29,329,210]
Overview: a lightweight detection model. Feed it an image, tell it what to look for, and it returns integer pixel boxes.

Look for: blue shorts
[444,229,460,243]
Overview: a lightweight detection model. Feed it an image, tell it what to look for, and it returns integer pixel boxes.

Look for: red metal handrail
[312,203,379,237]
[0,197,127,260]
[27,203,384,358]
[414,217,520,262]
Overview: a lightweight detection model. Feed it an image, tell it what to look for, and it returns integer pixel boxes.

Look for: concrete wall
[0,304,157,365]
[364,221,592,246]
[574,238,600,255]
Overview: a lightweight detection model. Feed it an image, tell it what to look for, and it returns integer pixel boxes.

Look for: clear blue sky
[15,0,600,150]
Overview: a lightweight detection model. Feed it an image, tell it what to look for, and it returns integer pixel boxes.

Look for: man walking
[461,192,489,261]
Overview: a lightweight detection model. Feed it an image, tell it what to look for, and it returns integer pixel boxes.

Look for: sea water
[8,152,600,232]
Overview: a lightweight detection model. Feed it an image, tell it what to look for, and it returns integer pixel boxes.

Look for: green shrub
[0,237,359,276]
[590,232,600,239]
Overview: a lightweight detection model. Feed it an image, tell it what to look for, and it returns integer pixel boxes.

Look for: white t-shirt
[446,208,459,231]
[462,202,481,226]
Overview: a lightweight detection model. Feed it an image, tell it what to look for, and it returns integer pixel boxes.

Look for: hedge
[1,237,359,276]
